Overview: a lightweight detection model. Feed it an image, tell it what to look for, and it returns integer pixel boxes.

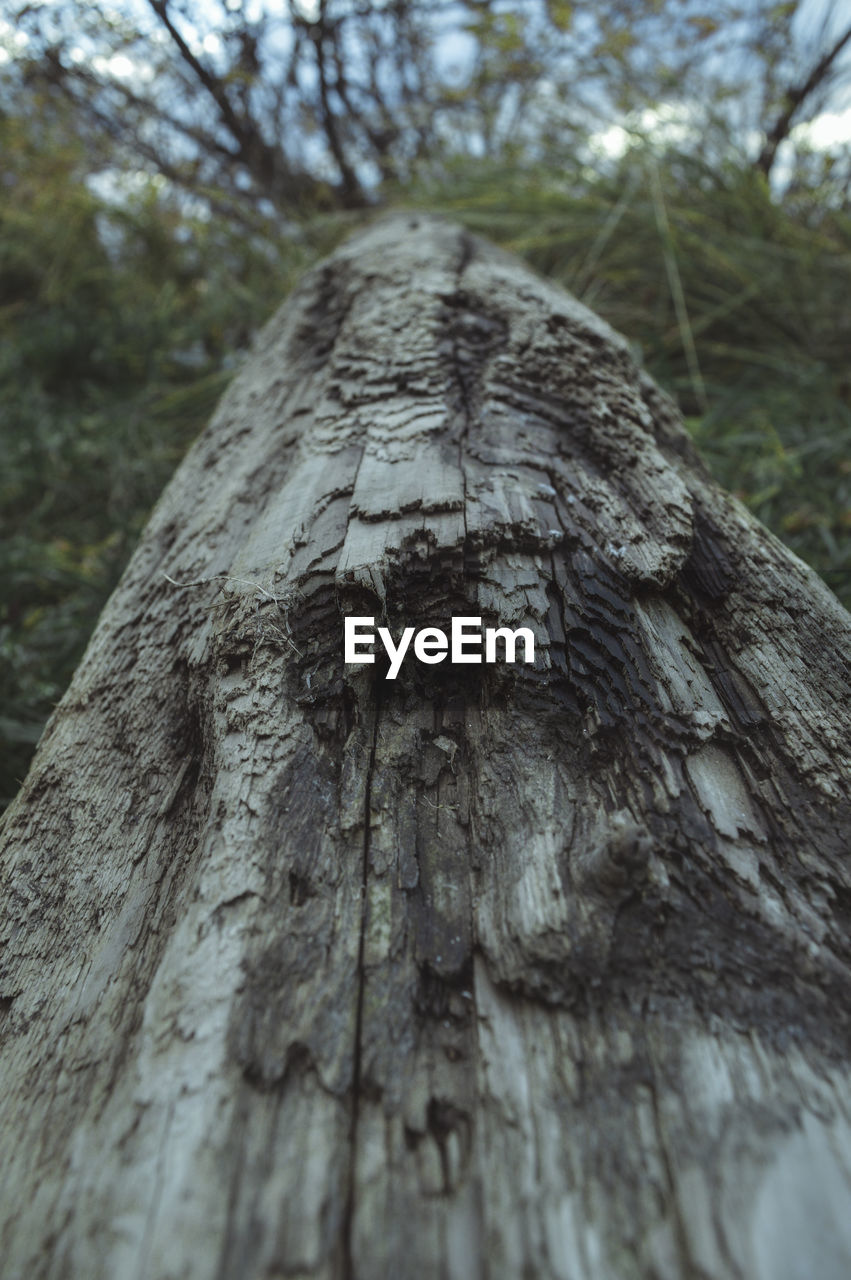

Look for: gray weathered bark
[2,214,851,1280]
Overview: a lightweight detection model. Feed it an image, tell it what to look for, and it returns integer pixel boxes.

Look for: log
[2,213,851,1280]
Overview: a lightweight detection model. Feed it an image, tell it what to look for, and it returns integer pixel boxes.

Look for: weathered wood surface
[2,214,851,1280]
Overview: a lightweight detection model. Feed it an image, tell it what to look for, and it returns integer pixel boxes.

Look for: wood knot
[575,810,653,895]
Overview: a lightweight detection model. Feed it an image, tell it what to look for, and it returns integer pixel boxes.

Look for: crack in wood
[342,675,382,1279]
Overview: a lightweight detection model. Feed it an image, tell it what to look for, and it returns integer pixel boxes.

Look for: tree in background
[6,0,851,217]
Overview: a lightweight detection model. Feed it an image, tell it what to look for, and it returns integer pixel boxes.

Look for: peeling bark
[2,214,851,1280]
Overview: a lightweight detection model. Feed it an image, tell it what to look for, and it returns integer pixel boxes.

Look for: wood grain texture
[2,213,851,1280]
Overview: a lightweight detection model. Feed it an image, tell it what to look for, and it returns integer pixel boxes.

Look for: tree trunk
[2,214,851,1280]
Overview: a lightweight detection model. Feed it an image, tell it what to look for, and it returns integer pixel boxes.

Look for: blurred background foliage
[1,0,851,806]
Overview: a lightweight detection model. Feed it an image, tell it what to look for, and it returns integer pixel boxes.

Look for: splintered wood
[2,215,851,1280]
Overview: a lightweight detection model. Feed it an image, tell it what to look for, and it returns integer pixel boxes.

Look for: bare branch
[757,21,851,176]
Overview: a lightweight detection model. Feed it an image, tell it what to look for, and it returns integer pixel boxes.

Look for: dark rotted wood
[2,215,851,1280]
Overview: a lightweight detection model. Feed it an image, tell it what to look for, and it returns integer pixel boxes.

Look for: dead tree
[2,215,851,1280]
